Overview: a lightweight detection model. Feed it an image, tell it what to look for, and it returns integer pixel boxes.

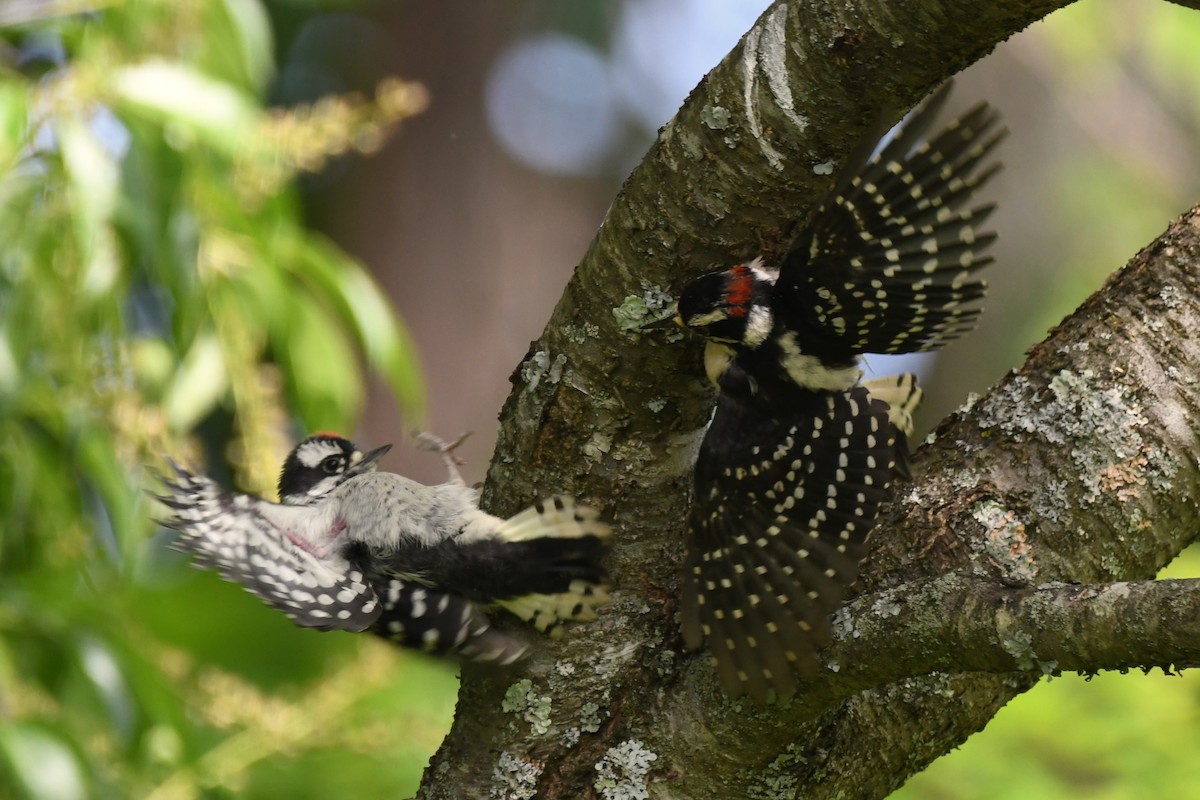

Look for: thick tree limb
[835,575,1200,682]
[414,1,1200,798]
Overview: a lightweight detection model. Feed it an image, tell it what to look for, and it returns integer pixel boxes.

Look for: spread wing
[680,384,896,700]
[155,462,381,632]
[782,84,1005,358]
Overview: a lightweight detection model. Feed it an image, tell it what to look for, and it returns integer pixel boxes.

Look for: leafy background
[2,1,1200,798]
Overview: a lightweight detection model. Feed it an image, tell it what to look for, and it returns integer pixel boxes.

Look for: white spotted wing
[157,463,382,632]
[681,383,895,700]
[782,84,1005,357]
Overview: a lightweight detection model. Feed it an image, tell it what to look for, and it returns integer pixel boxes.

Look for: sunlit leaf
[0,327,18,399]
[111,61,257,154]
[129,337,174,398]
[0,84,29,170]
[212,0,275,91]
[0,722,89,800]
[59,118,121,297]
[163,331,229,432]
[75,636,137,743]
[59,117,118,224]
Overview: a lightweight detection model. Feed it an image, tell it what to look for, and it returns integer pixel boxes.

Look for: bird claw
[414,431,472,486]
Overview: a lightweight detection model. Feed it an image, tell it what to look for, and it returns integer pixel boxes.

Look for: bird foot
[415,431,472,486]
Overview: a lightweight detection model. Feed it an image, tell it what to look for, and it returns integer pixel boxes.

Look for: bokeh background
[3,1,1200,797]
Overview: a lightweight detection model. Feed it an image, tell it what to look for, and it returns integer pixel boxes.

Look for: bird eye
[321,456,343,475]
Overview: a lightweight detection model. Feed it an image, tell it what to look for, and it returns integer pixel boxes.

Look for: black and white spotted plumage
[158,462,382,631]
[365,579,532,665]
[662,86,1002,699]
[680,359,898,700]
[157,434,611,664]
[782,87,1003,361]
[672,83,1005,393]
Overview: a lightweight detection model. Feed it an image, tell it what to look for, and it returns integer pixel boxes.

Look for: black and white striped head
[278,434,392,506]
[675,260,776,348]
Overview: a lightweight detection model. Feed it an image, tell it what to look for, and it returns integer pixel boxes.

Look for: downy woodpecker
[158,433,611,664]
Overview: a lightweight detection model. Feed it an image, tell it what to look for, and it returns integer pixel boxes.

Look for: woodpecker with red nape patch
[658,85,1002,700]
[157,433,611,664]
[670,84,1004,391]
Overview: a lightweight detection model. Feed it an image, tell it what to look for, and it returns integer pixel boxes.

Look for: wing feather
[782,85,1006,357]
[157,464,381,632]
[681,385,895,699]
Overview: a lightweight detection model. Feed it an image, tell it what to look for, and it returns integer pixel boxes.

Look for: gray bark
[416,0,1200,797]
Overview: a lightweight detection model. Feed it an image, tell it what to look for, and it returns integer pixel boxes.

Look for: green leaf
[129,337,175,398]
[111,62,258,154]
[112,118,195,299]
[215,250,290,338]
[289,240,427,426]
[0,722,89,800]
[0,326,18,400]
[163,331,229,432]
[0,83,29,171]
[59,118,121,297]
[276,292,363,432]
[211,0,275,91]
[72,423,145,569]
[59,118,118,226]
[73,636,137,744]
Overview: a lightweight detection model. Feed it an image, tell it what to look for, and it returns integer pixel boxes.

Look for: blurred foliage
[0,1,454,798]
[1001,1,1200,365]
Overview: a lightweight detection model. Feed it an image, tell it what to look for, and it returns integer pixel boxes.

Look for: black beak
[639,312,683,331]
[347,443,392,477]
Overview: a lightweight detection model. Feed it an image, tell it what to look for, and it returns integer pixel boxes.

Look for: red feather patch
[723,265,754,318]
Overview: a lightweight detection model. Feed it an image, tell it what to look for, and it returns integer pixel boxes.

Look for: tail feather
[863,373,923,478]
[497,496,611,542]
[862,373,922,439]
[493,496,612,635]
[499,579,611,636]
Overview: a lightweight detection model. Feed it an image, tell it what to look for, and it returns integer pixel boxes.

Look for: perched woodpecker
[680,367,920,700]
[664,86,1001,700]
[157,433,611,664]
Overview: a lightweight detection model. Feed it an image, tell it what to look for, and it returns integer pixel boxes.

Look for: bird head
[277,433,392,506]
[674,261,776,348]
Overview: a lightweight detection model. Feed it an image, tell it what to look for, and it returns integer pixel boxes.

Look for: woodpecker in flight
[673,84,1004,392]
[157,433,611,664]
[659,85,1003,700]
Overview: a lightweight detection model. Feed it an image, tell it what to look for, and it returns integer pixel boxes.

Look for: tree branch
[834,575,1200,682]
[412,1,1200,799]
